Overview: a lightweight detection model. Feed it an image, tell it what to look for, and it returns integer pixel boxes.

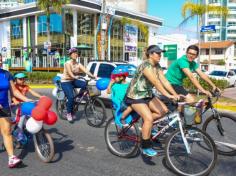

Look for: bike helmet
[68,47,78,55]
[111,65,129,79]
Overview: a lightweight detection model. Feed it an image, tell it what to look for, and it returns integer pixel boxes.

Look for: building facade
[202,0,236,42]
[0,0,162,70]
[199,41,236,71]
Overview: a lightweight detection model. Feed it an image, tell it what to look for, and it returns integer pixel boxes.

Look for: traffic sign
[44,41,51,49]
[200,25,216,33]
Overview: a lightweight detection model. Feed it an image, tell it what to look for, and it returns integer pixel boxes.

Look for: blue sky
[148,0,198,38]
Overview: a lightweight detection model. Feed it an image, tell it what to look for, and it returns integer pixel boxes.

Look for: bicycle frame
[117,110,192,154]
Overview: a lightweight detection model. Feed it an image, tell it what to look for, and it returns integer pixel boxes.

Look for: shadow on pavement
[47,128,74,163]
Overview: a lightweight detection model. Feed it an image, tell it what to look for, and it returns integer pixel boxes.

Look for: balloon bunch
[21,96,58,134]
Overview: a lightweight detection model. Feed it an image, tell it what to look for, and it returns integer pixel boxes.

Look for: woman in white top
[61,48,95,123]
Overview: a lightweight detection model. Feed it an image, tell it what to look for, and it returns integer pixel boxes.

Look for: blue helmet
[111,65,129,79]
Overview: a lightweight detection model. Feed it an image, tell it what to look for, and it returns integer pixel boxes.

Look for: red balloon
[31,106,47,121]
[44,111,58,125]
[38,96,53,110]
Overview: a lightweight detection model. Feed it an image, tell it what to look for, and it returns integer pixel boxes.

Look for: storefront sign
[124,24,138,63]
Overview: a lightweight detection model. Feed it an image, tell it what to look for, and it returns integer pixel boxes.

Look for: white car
[208,70,236,87]
[85,61,137,99]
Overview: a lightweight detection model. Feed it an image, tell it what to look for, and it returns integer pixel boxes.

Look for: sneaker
[8,156,22,168]
[66,113,73,123]
[142,148,157,157]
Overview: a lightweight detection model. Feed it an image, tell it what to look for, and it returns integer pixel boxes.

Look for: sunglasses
[187,52,197,56]
[17,78,26,81]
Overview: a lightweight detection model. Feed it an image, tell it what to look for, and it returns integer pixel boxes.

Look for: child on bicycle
[12,72,42,105]
[107,66,134,127]
[11,72,42,140]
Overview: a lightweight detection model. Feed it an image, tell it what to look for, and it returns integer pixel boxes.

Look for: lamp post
[101,0,107,60]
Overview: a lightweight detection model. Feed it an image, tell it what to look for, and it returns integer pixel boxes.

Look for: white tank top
[61,60,81,82]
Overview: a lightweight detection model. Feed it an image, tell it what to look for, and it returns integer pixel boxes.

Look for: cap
[68,48,78,55]
[14,73,27,79]
[147,45,166,54]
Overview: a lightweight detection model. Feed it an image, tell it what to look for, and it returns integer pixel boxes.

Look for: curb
[29,84,55,89]
[213,104,236,113]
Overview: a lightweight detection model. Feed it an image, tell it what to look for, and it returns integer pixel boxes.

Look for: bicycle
[104,101,217,176]
[1,103,55,163]
[55,77,107,127]
[200,91,236,156]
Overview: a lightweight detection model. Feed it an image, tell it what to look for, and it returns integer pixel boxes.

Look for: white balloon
[26,117,43,134]
[52,87,58,97]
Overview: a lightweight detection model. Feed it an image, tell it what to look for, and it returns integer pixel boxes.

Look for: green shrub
[183,76,229,93]
[10,71,57,84]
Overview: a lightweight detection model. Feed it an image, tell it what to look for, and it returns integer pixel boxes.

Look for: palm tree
[180,1,229,67]
[37,0,70,43]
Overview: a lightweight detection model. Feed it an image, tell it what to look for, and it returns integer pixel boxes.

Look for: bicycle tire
[85,97,107,127]
[33,129,55,163]
[165,127,217,176]
[202,112,236,156]
[104,117,139,158]
[56,99,67,120]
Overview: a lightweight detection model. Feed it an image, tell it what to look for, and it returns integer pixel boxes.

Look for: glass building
[0,0,162,70]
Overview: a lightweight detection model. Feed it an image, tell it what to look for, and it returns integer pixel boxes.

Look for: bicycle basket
[183,105,199,125]
[88,84,101,97]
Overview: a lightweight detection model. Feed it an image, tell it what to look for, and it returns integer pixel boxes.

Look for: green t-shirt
[165,55,199,86]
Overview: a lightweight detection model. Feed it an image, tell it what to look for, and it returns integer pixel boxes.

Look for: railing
[9,56,90,69]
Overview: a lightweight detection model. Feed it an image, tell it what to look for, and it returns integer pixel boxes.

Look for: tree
[37,0,70,43]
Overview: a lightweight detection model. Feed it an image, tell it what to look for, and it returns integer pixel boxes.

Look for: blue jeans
[61,80,86,114]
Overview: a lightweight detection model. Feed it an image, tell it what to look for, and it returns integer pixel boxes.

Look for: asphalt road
[0,88,236,176]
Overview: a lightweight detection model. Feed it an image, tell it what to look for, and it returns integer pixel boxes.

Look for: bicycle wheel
[165,127,217,176]
[104,118,139,158]
[85,97,107,127]
[33,129,54,163]
[56,99,67,120]
[202,112,236,156]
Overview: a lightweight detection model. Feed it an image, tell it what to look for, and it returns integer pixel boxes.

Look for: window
[215,49,223,55]
[97,64,115,78]
[228,71,235,76]
[10,19,23,39]
[206,49,209,55]
[89,63,96,74]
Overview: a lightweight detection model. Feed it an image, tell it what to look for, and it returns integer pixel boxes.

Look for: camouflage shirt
[126,60,161,99]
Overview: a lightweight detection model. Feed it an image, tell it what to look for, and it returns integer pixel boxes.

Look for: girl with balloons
[0,66,32,168]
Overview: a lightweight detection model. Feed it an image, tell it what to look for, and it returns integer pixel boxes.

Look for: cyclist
[61,47,96,123]
[125,45,180,157]
[0,67,31,168]
[107,65,132,126]
[12,72,42,104]
[165,45,220,103]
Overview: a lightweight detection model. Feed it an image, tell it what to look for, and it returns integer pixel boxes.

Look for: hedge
[183,76,229,93]
[10,71,58,84]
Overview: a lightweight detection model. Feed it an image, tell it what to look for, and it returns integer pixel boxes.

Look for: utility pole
[101,0,107,60]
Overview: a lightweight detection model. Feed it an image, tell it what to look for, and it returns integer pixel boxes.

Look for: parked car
[208,70,236,87]
[85,60,137,99]
[230,69,236,75]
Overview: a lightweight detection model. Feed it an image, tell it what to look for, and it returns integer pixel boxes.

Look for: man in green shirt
[165,45,220,103]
